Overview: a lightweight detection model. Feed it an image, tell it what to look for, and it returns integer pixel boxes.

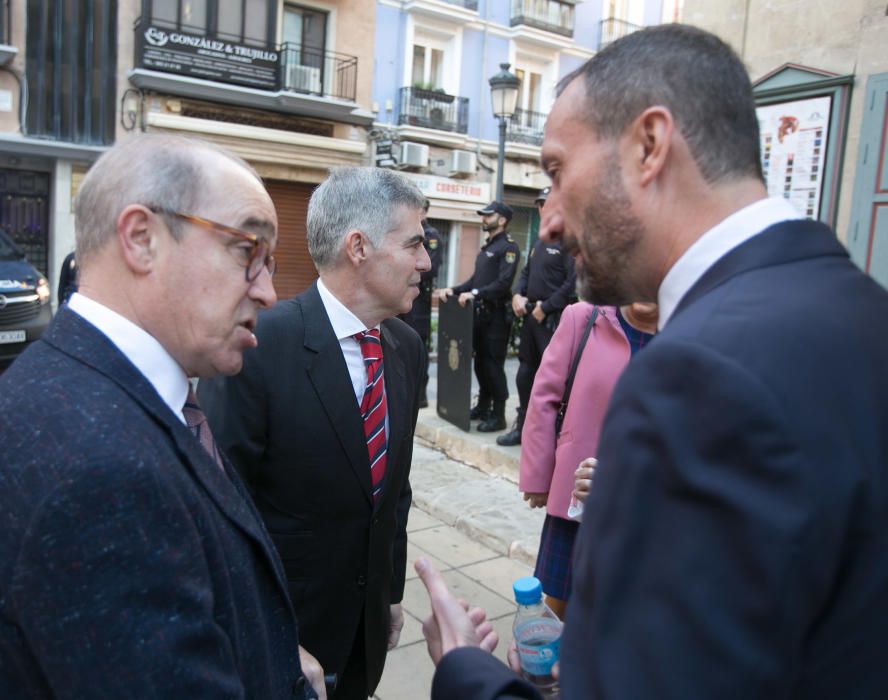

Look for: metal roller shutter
[265,180,318,301]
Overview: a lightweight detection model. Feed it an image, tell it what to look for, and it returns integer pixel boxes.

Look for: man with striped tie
[200,167,430,700]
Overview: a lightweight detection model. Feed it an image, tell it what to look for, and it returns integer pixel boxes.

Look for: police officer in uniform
[497,187,577,446]
[435,201,520,432]
[398,198,443,407]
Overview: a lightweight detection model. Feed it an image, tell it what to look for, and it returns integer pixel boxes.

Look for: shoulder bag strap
[555,306,599,437]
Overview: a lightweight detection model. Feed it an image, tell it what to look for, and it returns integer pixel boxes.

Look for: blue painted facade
[371,0,664,144]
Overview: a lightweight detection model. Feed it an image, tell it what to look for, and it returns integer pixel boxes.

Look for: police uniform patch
[505,252,516,264]
[428,239,439,250]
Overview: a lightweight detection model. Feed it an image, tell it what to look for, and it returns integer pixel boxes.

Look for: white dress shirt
[316,278,381,407]
[657,197,802,330]
[67,293,190,423]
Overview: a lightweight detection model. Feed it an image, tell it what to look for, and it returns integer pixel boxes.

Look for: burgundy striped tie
[183,386,225,472]
[354,329,387,503]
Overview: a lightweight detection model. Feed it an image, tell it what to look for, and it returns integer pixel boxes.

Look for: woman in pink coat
[519,302,657,618]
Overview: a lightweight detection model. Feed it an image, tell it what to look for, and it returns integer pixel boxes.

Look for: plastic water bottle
[513,576,562,698]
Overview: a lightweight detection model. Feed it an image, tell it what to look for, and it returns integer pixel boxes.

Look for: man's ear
[627,106,673,187]
[116,204,158,275]
[342,229,368,266]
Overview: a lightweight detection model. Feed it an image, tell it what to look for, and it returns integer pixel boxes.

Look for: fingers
[467,606,485,624]
[552,661,560,681]
[420,610,444,665]
[574,459,598,503]
[507,639,522,674]
[479,629,499,654]
[298,646,327,700]
[388,603,404,649]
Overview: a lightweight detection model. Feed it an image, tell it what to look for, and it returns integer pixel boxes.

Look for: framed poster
[757,96,831,219]
[753,64,853,227]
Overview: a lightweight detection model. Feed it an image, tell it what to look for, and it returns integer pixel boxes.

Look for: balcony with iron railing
[507,108,546,146]
[397,86,469,134]
[511,0,575,38]
[599,18,642,49]
[279,43,357,101]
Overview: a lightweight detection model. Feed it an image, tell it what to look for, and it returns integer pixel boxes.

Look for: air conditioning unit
[399,142,429,169]
[286,64,321,94]
[450,149,477,177]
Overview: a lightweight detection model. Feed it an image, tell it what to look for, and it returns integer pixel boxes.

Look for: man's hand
[298,645,327,700]
[457,291,475,307]
[523,492,548,509]
[388,603,405,650]
[434,288,454,302]
[573,458,598,504]
[507,639,559,681]
[531,302,546,324]
[415,557,498,665]
[512,294,529,317]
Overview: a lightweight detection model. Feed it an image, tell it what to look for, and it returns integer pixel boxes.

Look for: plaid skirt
[533,514,580,601]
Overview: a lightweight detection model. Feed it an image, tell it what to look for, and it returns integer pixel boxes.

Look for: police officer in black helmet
[497,186,577,446]
[435,200,520,432]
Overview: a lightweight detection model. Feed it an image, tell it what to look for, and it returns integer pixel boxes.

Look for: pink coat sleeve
[519,303,592,496]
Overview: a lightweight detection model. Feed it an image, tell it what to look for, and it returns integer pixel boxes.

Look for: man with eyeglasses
[0,134,325,699]
[199,166,430,700]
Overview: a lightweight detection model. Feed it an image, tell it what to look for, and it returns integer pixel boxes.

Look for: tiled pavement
[373,502,534,700]
[372,354,545,699]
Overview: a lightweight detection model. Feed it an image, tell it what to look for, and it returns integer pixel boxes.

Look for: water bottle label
[515,620,561,676]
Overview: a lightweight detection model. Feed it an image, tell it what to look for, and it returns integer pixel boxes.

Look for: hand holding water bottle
[513,577,563,698]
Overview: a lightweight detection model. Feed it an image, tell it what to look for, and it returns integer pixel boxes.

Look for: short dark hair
[558,24,763,185]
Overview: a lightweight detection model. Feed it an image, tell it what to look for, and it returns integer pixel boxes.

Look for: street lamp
[488,62,520,201]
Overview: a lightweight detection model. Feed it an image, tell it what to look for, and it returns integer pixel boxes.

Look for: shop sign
[402,172,490,204]
[138,25,280,91]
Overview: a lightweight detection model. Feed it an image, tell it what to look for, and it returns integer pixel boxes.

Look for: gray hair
[559,24,763,185]
[74,134,259,264]
[307,167,426,269]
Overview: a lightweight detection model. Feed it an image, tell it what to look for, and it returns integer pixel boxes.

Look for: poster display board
[757,96,831,219]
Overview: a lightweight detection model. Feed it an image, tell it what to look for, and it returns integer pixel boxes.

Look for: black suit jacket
[0,309,308,698]
[200,282,424,696]
[434,220,888,699]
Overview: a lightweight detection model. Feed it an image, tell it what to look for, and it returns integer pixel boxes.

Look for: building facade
[683,0,888,287]
[0,0,378,304]
[370,0,671,288]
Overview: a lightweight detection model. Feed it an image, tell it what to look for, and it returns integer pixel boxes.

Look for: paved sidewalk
[373,354,548,699]
[374,439,545,700]
[416,356,524,482]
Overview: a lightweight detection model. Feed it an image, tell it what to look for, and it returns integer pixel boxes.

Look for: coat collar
[670,220,846,324]
[42,308,294,603]
[299,283,408,509]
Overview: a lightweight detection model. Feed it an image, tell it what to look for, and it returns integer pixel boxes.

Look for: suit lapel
[44,310,290,593]
[672,220,847,321]
[379,320,407,510]
[300,285,374,503]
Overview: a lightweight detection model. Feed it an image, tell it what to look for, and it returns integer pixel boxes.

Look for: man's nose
[540,210,563,242]
[417,244,431,271]
[250,266,278,308]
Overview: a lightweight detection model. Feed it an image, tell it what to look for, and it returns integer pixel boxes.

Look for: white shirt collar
[657,197,802,330]
[316,278,375,339]
[67,293,190,423]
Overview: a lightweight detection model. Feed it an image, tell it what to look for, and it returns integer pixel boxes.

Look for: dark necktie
[354,329,387,503]
[182,386,225,472]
